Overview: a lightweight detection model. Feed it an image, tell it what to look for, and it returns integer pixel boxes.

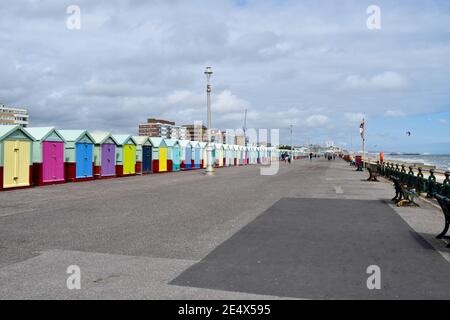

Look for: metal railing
[370,161,450,198]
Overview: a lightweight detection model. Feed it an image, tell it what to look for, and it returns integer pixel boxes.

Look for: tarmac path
[0,159,449,299]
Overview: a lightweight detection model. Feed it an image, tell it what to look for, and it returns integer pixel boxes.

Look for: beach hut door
[43,141,64,183]
[142,146,152,173]
[102,144,116,176]
[76,143,93,178]
[3,141,30,188]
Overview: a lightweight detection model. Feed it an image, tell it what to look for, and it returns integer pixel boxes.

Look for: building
[170,125,188,140]
[236,134,246,146]
[0,105,29,127]
[183,123,207,142]
[139,118,175,138]
[139,118,189,139]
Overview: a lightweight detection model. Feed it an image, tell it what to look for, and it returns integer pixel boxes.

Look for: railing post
[443,171,450,197]
[417,167,424,194]
[427,169,437,198]
[408,166,415,188]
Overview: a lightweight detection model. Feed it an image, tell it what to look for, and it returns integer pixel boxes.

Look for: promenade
[0,159,449,299]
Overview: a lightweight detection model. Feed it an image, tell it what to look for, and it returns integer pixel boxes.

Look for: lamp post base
[205,167,215,176]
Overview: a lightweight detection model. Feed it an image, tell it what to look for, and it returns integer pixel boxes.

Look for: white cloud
[344,113,366,124]
[385,110,406,117]
[341,72,409,91]
[439,118,448,125]
[304,114,330,127]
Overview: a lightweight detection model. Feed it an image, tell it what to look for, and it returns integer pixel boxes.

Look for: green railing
[375,161,450,198]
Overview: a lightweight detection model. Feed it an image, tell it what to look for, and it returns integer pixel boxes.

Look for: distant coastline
[381,154,450,171]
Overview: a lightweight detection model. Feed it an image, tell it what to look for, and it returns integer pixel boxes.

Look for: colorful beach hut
[214,143,224,168]
[232,145,239,166]
[0,125,34,191]
[58,130,95,182]
[223,144,232,167]
[179,140,192,170]
[149,137,167,173]
[90,131,118,179]
[25,127,65,186]
[112,135,137,177]
[190,141,201,169]
[199,142,208,168]
[165,139,181,172]
[133,136,153,175]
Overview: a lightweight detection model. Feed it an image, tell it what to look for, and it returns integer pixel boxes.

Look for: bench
[435,194,450,247]
[367,167,379,182]
[391,176,419,207]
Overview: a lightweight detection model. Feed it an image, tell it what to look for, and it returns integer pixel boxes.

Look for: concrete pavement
[0,159,449,299]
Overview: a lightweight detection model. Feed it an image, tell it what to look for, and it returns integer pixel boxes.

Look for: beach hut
[149,137,167,173]
[179,140,192,170]
[241,146,246,165]
[253,147,259,164]
[112,135,137,177]
[214,143,224,168]
[0,125,34,191]
[200,142,208,168]
[133,136,153,175]
[232,145,239,166]
[190,141,201,169]
[58,130,95,182]
[223,144,232,167]
[89,132,118,179]
[165,139,181,172]
[25,127,65,186]
[222,144,228,166]
[249,146,255,165]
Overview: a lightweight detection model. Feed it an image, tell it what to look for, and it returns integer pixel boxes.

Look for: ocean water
[383,154,450,171]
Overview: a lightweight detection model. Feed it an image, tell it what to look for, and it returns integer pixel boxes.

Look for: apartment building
[0,105,29,127]
[183,124,207,142]
[138,118,176,138]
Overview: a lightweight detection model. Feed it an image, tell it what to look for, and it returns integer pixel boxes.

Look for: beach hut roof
[199,142,207,148]
[132,136,152,146]
[24,127,64,142]
[56,130,94,143]
[164,139,179,147]
[190,141,200,148]
[0,125,35,141]
[178,140,191,148]
[214,143,223,148]
[89,131,119,145]
[149,137,165,147]
[112,134,137,146]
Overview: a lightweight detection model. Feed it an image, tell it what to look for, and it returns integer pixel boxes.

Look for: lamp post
[205,66,215,176]
[290,124,293,159]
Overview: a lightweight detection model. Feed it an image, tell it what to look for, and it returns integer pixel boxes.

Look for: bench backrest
[435,194,450,218]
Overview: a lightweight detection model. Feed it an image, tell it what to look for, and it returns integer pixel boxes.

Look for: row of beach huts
[0,125,302,191]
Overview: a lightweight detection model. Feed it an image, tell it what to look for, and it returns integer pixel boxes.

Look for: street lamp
[205,66,215,176]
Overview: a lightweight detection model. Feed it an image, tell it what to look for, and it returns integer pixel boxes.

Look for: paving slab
[172,198,450,299]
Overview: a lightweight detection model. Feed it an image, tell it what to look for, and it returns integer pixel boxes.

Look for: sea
[382,154,450,171]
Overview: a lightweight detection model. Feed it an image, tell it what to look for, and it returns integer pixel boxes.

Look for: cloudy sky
[1,0,449,153]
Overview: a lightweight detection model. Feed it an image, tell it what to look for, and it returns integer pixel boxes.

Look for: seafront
[1,159,449,299]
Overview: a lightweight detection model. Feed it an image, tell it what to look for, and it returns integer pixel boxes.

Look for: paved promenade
[0,160,449,299]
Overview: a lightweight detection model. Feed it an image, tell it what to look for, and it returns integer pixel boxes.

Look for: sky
[1,0,449,153]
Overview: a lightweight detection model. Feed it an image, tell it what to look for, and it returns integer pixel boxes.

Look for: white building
[0,105,29,127]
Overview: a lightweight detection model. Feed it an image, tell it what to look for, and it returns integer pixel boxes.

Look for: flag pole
[362,118,366,167]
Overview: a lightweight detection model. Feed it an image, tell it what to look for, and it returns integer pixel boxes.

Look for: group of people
[280,153,292,164]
